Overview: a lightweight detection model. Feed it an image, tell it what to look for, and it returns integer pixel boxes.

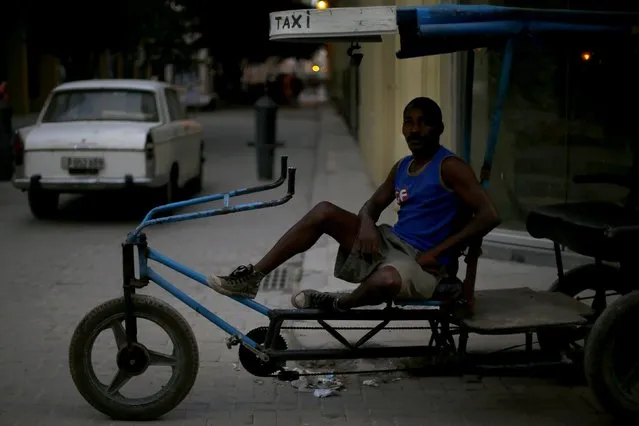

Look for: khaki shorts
[333,224,439,300]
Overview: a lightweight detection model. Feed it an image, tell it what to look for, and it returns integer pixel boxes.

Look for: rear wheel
[28,188,60,219]
[585,291,639,419]
[537,263,629,361]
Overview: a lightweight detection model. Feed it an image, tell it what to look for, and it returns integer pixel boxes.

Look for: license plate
[61,157,105,170]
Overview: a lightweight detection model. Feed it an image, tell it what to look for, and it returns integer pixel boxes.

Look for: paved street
[0,107,612,425]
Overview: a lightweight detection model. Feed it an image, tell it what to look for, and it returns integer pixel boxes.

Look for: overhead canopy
[269,4,639,57]
[396,4,639,58]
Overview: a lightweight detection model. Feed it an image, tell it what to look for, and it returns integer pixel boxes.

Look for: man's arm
[427,157,501,259]
[358,161,399,227]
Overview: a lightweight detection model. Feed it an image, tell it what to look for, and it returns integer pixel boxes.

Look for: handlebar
[573,173,633,189]
[129,155,297,238]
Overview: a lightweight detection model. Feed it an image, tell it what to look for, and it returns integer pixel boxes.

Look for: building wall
[329,0,459,189]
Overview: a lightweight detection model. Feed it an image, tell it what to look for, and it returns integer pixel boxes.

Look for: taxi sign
[269,6,397,42]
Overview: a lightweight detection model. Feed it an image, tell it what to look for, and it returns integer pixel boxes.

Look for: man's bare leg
[292,266,402,311]
[208,202,360,298]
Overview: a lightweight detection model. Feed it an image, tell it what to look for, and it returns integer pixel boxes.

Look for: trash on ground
[313,388,339,398]
[289,368,345,396]
[362,379,379,387]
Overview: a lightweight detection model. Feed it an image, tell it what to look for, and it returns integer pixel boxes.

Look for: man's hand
[416,250,440,273]
[355,218,382,261]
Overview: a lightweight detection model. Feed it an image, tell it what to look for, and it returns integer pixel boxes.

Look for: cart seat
[394,276,463,307]
[526,201,639,261]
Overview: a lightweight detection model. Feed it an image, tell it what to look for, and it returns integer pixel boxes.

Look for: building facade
[327,0,639,249]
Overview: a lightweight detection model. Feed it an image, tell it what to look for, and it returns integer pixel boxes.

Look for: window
[459,0,639,230]
[42,89,159,123]
[164,88,185,121]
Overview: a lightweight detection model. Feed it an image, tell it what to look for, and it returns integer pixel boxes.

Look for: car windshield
[42,89,160,123]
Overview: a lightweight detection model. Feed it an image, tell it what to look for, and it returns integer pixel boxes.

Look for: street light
[316,0,328,9]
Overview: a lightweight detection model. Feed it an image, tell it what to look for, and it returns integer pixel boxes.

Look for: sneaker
[291,290,340,311]
[207,264,265,299]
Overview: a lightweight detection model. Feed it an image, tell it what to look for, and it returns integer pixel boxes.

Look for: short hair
[404,97,444,133]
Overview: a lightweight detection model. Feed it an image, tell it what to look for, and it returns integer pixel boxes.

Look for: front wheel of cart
[68,295,199,421]
[584,290,639,420]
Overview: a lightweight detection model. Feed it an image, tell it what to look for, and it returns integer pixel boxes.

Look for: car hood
[21,121,159,150]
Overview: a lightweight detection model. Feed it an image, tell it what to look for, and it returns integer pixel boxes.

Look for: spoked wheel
[537,264,630,362]
[69,295,199,421]
[585,291,639,419]
[238,327,287,377]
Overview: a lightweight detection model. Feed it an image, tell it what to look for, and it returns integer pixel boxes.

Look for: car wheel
[166,167,179,203]
[193,144,204,194]
[152,166,179,217]
[28,189,60,220]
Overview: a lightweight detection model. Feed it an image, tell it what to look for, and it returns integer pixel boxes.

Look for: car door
[171,90,200,179]
[164,88,193,185]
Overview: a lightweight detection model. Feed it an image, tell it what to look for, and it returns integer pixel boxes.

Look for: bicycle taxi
[69,4,639,422]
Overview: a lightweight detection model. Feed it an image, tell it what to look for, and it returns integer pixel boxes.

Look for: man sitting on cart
[208,97,501,311]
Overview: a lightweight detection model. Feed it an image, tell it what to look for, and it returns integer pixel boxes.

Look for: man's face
[402,107,439,154]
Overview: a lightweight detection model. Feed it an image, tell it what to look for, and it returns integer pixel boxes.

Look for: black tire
[193,143,204,194]
[537,263,628,357]
[68,295,199,421]
[152,166,179,216]
[238,327,287,377]
[28,188,59,219]
[585,291,639,419]
[165,166,180,204]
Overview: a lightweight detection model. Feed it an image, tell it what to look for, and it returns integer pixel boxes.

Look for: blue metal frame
[118,4,639,353]
[124,156,296,351]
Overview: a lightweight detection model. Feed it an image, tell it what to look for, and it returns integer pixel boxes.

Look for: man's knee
[310,201,347,228]
[366,266,402,294]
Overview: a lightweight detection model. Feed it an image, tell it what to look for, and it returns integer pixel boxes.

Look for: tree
[180,0,322,63]
[10,0,194,80]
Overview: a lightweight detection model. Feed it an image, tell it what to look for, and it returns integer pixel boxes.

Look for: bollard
[0,100,13,182]
[254,94,278,180]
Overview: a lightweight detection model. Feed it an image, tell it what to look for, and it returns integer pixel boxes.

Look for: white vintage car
[12,79,204,219]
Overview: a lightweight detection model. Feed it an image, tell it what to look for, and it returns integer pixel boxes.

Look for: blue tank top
[391,146,460,265]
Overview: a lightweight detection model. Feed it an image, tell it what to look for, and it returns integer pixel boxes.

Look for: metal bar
[411,4,639,26]
[147,268,259,349]
[130,188,294,238]
[481,37,516,189]
[553,242,564,279]
[140,155,291,222]
[318,320,354,349]
[268,307,445,321]
[267,345,437,362]
[147,247,271,316]
[462,49,475,164]
[354,320,391,348]
[122,242,138,345]
[417,21,627,38]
